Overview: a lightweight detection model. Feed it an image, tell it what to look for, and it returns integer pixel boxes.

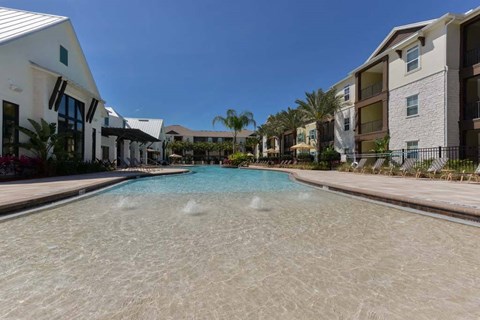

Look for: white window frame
[406,94,419,117]
[406,44,420,73]
[344,117,350,131]
[344,85,350,102]
[406,140,419,158]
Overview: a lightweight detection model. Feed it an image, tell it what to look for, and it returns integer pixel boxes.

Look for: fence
[347,146,480,172]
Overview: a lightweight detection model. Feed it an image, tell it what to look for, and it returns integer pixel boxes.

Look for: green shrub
[319,147,340,162]
[297,153,313,162]
[311,161,330,170]
[228,152,250,166]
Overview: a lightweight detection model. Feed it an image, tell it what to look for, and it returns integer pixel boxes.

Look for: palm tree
[296,88,342,160]
[265,114,286,155]
[276,107,305,156]
[212,109,256,153]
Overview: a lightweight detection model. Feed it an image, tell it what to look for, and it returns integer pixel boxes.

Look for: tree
[276,107,304,156]
[296,88,342,160]
[212,109,256,153]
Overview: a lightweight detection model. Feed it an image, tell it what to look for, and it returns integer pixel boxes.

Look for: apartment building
[332,7,480,154]
[0,7,106,161]
[165,124,254,160]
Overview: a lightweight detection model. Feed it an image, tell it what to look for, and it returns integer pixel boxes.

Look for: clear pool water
[1,166,480,319]
[106,166,310,194]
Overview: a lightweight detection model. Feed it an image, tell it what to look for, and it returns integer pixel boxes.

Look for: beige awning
[290,143,314,150]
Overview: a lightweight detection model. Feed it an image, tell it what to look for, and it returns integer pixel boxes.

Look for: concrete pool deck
[0,168,189,215]
[249,166,480,221]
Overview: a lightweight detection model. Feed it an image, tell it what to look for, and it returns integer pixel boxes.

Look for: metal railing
[464,47,480,67]
[347,145,480,172]
[360,119,383,134]
[360,81,382,100]
[464,101,480,120]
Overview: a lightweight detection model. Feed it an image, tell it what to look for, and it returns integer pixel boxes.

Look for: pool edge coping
[0,169,189,219]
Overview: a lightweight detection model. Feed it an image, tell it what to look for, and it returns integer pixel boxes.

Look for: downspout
[443,17,455,147]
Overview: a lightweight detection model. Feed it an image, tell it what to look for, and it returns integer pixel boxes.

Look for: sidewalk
[0,168,188,215]
[249,166,480,221]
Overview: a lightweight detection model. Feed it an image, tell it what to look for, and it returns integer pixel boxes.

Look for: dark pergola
[101,127,160,143]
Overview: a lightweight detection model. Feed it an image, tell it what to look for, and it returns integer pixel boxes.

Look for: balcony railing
[464,101,480,120]
[320,135,334,142]
[360,119,383,134]
[464,47,480,67]
[360,82,382,100]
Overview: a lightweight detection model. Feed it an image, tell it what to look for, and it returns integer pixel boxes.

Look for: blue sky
[1,0,479,130]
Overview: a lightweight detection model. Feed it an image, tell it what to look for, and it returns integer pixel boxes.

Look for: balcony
[360,82,382,100]
[464,101,480,120]
[360,119,383,134]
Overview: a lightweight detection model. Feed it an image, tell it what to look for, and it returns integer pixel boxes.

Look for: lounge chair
[352,158,367,173]
[415,158,449,179]
[397,158,417,176]
[461,163,480,182]
[370,158,385,174]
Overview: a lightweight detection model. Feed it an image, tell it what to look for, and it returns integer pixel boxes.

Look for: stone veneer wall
[389,71,445,150]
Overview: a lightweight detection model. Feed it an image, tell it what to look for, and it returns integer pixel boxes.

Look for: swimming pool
[1,166,480,319]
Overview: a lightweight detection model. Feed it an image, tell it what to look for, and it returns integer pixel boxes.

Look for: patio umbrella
[290,142,314,151]
[169,154,182,158]
[266,148,279,154]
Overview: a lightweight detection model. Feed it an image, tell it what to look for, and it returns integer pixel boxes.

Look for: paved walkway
[249,166,480,220]
[0,168,188,215]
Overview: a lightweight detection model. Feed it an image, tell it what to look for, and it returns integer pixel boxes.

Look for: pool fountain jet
[249,196,270,211]
[298,192,312,200]
[116,197,138,210]
[182,200,205,215]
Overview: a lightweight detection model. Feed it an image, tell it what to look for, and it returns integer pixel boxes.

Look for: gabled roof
[0,7,68,45]
[126,118,164,139]
[105,107,125,120]
[367,19,435,62]
[165,125,254,138]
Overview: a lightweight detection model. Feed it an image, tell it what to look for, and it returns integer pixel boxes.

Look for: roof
[165,125,255,138]
[101,127,159,142]
[105,107,125,120]
[125,118,164,139]
[0,7,68,45]
[367,19,435,61]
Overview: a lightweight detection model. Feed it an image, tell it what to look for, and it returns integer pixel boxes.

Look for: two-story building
[0,7,106,161]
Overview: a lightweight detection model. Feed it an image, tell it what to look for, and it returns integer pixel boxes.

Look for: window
[101,146,109,160]
[58,95,84,158]
[406,45,419,72]
[344,148,350,154]
[344,85,350,101]
[2,101,19,156]
[407,94,418,116]
[406,140,418,158]
[104,117,109,126]
[60,45,68,66]
[344,117,350,131]
[308,129,316,140]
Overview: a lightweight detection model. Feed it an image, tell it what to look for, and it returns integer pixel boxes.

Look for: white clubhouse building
[0,7,106,161]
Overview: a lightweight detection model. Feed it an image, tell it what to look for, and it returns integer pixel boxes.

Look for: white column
[122,140,131,165]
